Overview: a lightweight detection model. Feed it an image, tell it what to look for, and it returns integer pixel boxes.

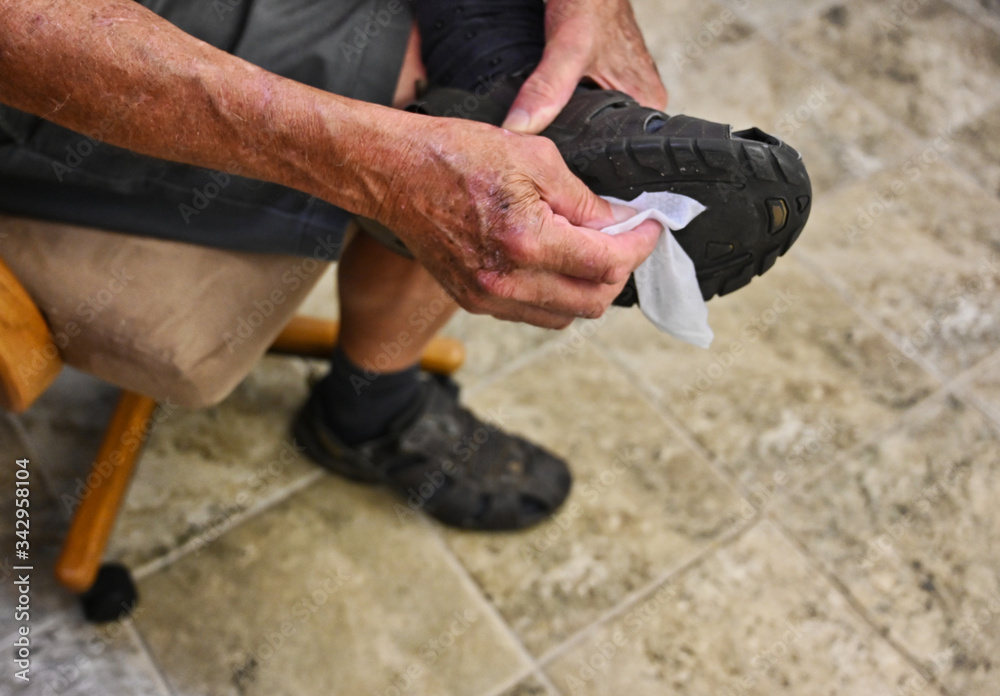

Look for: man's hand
[501,0,667,135]
[372,114,661,329]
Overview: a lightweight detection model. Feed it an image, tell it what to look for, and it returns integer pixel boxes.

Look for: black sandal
[395,80,812,303]
[293,374,571,531]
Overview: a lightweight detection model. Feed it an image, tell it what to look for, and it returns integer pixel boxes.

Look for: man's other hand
[501,0,668,135]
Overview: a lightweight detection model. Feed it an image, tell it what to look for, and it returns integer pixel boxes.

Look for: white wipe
[600,191,713,348]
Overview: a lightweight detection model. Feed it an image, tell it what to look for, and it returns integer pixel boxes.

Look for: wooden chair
[1,229,463,622]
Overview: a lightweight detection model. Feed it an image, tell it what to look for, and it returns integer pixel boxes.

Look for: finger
[476,266,625,320]
[528,215,661,285]
[469,291,578,330]
[501,32,589,134]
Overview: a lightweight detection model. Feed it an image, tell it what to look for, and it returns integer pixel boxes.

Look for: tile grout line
[461,331,562,401]
[533,670,567,696]
[766,514,956,696]
[130,469,325,581]
[589,336,748,498]
[122,620,177,696]
[950,378,1000,435]
[790,248,953,386]
[794,244,1000,404]
[461,336,756,694]
[942,0,1000,37]
[418,520,542,696]
[532,515,762,670]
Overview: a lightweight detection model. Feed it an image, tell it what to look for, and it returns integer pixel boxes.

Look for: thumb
[533,145,632,229]
[502,40,588,134]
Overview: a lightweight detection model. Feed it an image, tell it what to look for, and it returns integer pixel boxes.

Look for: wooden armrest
[0,256,62,412]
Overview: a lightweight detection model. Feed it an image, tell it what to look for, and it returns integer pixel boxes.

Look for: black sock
[316,346,422,446]
[414,0,546,92]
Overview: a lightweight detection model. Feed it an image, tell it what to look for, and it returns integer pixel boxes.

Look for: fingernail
[502,108,532,133]
[610,203,638,223]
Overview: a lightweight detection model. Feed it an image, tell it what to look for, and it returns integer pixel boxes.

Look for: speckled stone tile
[633,0,757,123]
[0,614,169,696]
[443,342,740,657]
[779,393,1000,695]
[135,478,527,696]
[494,674,559,696]
[543,521,938,696]
[443,311,557,389]
[786,0,1000,137]
[105,356,321,570]
[950,102,1000,199]
[0,414,76,641]
[715,0,843,31]
[648,32,918,195]
[796,158,1000,378]
[594,255,936,492]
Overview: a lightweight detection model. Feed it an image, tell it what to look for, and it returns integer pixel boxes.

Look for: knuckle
[501,231,540,265]
[476,270,518,302]
[521,134,561,164]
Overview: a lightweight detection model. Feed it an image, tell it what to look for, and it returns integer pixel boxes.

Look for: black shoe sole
[540,90,812,302]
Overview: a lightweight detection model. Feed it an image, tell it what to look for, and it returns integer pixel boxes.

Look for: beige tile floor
[3,0,1000,694]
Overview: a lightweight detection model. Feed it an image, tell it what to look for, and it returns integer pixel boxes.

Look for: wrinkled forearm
[0,0,413,219]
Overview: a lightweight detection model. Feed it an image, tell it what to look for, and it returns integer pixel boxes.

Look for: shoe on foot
[293,373,571,530]
[400,81,812,303]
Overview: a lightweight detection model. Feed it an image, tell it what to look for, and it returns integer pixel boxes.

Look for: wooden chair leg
[269,315,465,374]
[55,391,158,594]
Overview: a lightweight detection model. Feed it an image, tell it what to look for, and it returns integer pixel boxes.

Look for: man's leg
[337,21,457,377]
[298,22,572,531]
[314,24,459,446]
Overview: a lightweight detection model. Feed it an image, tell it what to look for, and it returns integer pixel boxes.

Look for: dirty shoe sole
[540,88,812,302]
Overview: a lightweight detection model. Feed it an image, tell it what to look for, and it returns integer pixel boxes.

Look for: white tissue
[600,191,713,348]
